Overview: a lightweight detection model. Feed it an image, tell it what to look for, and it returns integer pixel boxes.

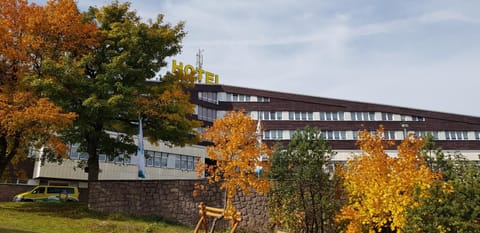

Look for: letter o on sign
[184,65,195,75]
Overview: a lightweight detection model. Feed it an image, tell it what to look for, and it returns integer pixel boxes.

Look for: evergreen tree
[405,135,480,233]
[269,126,343,233]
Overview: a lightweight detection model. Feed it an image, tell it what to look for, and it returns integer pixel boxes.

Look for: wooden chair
[194,202,242,233]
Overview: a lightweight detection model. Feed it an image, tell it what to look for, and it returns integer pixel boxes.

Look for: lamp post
[401,123,409,139]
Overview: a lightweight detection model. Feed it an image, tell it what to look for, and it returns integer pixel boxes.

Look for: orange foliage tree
[336,126,442,233]
[198,110,272,217]
[0,0,96,179]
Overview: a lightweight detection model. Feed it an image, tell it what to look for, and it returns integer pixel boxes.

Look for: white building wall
[217,110,226,119]
[395,131,404,140]
[217,92,227,102]
[392,114,401,121]
[344,112,352,121]
[34,140,207,182]
[437,131,446,140]
[250,111,259,120]
[468,131,476,140]
[34,160,200,181]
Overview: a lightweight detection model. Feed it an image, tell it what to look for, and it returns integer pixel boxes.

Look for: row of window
[145,150,197,171]
[382,113,425,122]
[320,112,345,121]
[198,92,218,104]
[264,130,283,140]
[68,146,199,171]
[197,106,217,122]
[263,130,480,141]
[251,111,426,122]
[70,151,132,164]
[289,112,314,121]
[145,151,168,168]
[351,112,375,121]
[258,111,282,120]
[445,131,469,140]
[196,107,429,123]
[225,93,270,103]
[175,154,196,170]
[258,111,402,122]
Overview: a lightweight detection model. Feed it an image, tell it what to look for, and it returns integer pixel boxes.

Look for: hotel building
[19,83,480,186]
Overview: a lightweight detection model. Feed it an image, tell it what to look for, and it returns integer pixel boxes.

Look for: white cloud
[30,0,480,116]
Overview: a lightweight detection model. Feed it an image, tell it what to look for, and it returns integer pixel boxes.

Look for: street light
[401,123,409,139]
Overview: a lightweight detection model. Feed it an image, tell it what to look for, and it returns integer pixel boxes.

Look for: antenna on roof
[196,49,204,69]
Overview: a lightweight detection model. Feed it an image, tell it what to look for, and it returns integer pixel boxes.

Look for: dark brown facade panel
[262,120,480,132]
[241,100,346,112]
[433,141,480,150]
[265,139,480,151]
[264,121,384,131]
[265,140,366,150]
[195,84,480,125]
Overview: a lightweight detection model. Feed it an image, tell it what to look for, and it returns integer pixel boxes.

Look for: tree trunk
[299,186,311,233]
[0,135,20,179]
[87,150,99,181]
[0,156,9,179]
[86,130,100,181]
[309,186,319,233]
[0,136,8,178]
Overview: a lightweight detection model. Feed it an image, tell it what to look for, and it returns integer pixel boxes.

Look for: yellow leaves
[198,110,272,216]
[440,182,454,195]
[192,183,206,198]
[437,225,447,233]
[338,126,442,232]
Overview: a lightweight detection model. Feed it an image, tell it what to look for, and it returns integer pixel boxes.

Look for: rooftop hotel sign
[171,60,219,84]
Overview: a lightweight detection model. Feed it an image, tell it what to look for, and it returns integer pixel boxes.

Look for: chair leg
[194,216,206,233]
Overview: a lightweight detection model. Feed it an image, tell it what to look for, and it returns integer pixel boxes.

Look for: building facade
[26,83,480,186]
[192,84,480,162]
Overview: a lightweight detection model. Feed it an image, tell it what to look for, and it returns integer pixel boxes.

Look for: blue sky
[33,0,480,116]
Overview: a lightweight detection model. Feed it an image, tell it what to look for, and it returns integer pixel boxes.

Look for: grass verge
[0,202,192,233]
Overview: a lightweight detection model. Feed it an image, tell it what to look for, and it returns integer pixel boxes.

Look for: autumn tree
[336,127,442,233]
[0,0,96,179]
[198,110,271,223]
[30,1,200,181]
[404,136,480,233]
[269,126,344,233]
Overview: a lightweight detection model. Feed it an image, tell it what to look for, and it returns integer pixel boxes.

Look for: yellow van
[13,185,79,202]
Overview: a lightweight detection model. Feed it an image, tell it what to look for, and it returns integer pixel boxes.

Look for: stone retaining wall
[88,180,272,233]
[0,184,35,201]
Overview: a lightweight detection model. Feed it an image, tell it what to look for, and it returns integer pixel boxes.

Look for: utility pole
[196,49,204,69]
